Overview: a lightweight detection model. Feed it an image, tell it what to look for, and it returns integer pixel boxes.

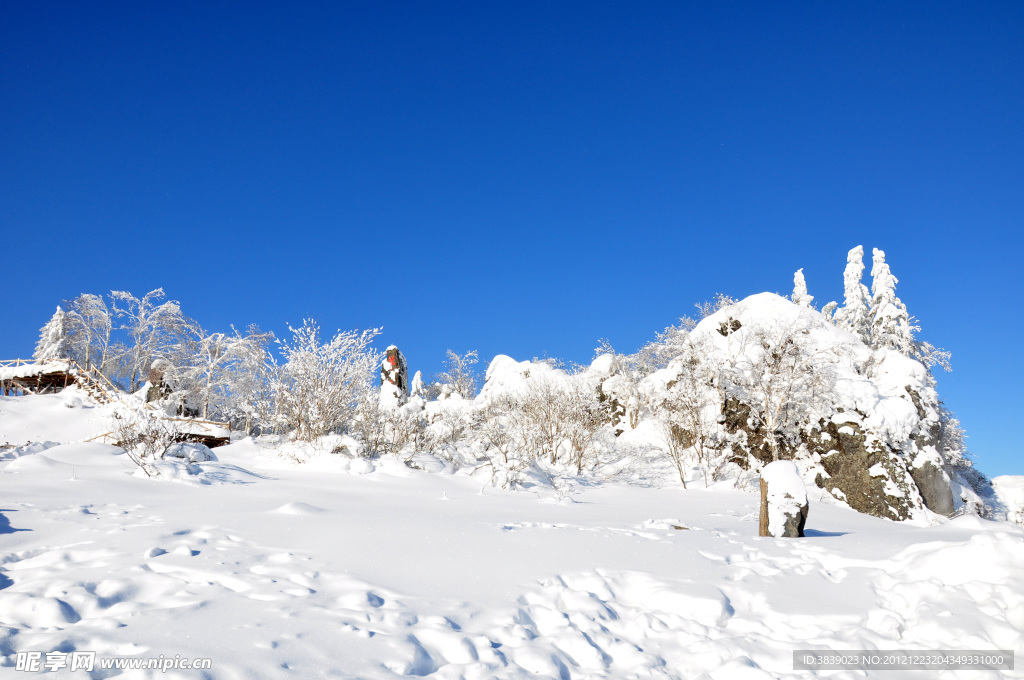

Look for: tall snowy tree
[831,246,871,344]
[869,248,916,355]
[33,307,73,362]
[791,269,814,308]
[110,289,200,392]
[63,293,113,373]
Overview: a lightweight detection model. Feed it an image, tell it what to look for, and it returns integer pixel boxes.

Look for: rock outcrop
[910,459,955,517]
[380,345,409,406]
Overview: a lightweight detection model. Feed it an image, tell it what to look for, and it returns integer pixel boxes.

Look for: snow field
[1,393,1023,678]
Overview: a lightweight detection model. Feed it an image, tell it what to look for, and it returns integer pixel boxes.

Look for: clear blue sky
[2,2,1022,476]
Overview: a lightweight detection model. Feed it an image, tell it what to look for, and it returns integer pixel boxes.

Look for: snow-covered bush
[273,320,381,442]
[430,349,481,400]
[110,410,178,477]
[645,336,727,486]
[473,357,604,477]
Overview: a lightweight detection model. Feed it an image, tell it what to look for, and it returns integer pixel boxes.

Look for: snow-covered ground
[2,392,1022,679]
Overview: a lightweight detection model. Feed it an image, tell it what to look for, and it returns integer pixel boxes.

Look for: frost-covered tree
[831,246,871,344]
[695,293,739,320]
[110,289,200,392]
[222,326,277,433]
[33,307,74,363]
[869,248,916,355]
[650,336,727,486]
[477,364,602,474]
[633,316,697,374]
[274,320,381,441]
[791,269,814,308]
[559,372,605,474]
[720,321,838,462]
[434,349,480,399]
[63,293,114,374]
[410,370,426,398]
[182,330,247,420]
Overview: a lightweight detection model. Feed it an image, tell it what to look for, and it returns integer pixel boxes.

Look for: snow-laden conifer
[410,370,425,398]
[791,269,814,308]
[869,248,916,355]
[832,246,871,344]
[33,306,73,363]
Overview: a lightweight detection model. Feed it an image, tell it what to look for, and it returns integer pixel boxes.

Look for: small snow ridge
[273,502,326,516]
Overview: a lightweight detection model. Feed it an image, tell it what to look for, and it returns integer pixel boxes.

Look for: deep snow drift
[2,391,1023,679]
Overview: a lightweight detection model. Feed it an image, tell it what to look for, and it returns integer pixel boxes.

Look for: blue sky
[2,2,1022,476]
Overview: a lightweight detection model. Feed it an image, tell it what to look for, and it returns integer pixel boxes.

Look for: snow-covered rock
[759,460,808,537]
[164,441,217,463]
[992,475,1024,526]
[677,293,961,521]
[380,345,409,407]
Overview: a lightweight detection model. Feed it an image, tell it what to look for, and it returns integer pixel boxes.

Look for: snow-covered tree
[222,326,277,433]
[869,248,916,355]
[183,330,244,420]
[791,269,814,308]
[559,372,605,474]
[434,349,480,399]
[720,321,838,462]
[650,336,727,486]
[110,289,200,392]
[410,370,425,398]
[33,307,73,363]
[831,246,871,344]
[633,316,697,373]
[274,320,381,441]
[63,293,114,374]
[476,362,602,474]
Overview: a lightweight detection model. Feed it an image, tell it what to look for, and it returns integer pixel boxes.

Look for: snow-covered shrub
[356,395,429,458]
[110,410,178,477]
[273,320,381,442]
[474,357,604,476]
[431,349,481,400]
[644,336,727,486]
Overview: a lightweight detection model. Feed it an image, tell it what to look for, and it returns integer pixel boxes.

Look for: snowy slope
[627,293,981,522]
[2,393,1023,679]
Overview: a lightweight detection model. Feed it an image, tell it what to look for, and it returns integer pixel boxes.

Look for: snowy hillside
[18,254,1004,525]
[646,292,972,521]
[2,391,1024,679]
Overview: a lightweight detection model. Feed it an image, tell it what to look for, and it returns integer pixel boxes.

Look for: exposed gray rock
[722,397,789,467]
[145,360,172,403]
[717,318,742,337]
[808,419,914,521]
[910,460,955,517]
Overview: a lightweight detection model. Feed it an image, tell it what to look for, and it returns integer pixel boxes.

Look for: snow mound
[273,502,326,516]
[992,475,1024,526]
